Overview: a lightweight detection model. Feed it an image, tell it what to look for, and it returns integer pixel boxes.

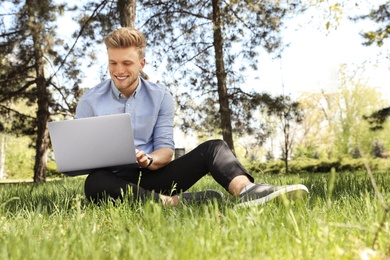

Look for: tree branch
[50,0,110,80]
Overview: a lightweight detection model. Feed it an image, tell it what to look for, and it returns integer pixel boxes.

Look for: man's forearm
[148,148,174,170]
[137,147,173,171]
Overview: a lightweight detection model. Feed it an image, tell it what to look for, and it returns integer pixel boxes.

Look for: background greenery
[1,1,389,181]
[1,172,389,259]
[3,132,390,180]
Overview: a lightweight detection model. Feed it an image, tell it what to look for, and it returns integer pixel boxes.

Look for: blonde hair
[104,28,146,58]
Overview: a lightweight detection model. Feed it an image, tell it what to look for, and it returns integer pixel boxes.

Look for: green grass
[1,172,389,260]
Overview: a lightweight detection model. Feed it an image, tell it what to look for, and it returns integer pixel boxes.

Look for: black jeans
[84,139,254,202]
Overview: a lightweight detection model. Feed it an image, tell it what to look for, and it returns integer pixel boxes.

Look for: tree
[28,0,50,182]
[1,0,82,181]
[267,95,303,174]
[363,107,390,131]
[371,139,385,158]
[296,65,388,159]
[357,1,390,47]
[352,146,362,159]
[356,2,390,128]
[136,0,304,153]
[294,92,335,160]
[265,150,274,162]
[334,66,386,156]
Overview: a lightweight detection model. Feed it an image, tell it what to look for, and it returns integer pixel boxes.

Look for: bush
[245,161,268,174]
[245,157,390,175]
[338,158,365,172]
[264,161,285,174]
[289,158,340,173]
[370,157,390,171]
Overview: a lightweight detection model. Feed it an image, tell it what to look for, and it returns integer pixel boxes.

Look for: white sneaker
[236,183,309,208]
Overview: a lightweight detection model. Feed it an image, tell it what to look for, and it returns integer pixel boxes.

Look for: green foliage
[245,161,268,174]
[289,158,340,174]
[245,160,285,175]
[1,134,61,180]
[352,146,362,159]
[294,143,321,159]
[46,160,62,178]
[355,2,390,47]
[371,139,386,158]
[246,157,390,175]
[4,135,35,179]
[297,66,389,160]
[364,107,390,131]
[265,150,275,162]
[338,158,366,172]
[368,157,390,172]
[354,2,390,130]
[0,172,389,259]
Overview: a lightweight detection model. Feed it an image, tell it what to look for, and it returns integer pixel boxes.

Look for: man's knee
[203,139,227,149]
[84,169,117,203]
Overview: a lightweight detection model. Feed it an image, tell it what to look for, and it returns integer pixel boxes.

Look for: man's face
[107,46,146,97]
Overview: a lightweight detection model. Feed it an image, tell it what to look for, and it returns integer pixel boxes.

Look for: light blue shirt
[75,77,175,154]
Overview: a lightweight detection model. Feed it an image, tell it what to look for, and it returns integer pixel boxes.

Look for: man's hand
[135,148,174,170]
[136,149,151,169]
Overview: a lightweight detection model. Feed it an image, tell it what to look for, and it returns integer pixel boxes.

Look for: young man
[75,27,308,207]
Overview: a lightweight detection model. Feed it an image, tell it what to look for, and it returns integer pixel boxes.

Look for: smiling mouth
[115,76,129,80]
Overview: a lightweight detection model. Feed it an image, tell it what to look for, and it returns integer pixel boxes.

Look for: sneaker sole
[235,184,309,208]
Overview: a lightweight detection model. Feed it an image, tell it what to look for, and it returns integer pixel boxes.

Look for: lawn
[0,171,389,260]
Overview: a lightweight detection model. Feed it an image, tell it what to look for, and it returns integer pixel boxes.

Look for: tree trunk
[282,115,290,174]
[33,72,50,182]
[118,0,136,28]
[28,1,50,182]
[0,134,5,179]
[284,132,289,174]
[211,0,235,154]
[118,0,149,80]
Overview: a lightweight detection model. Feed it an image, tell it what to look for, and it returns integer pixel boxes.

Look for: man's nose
[116,64,125,73]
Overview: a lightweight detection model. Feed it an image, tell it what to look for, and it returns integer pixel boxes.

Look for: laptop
[48,113,138,176]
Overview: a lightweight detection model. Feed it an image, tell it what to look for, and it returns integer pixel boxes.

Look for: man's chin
[112,77,137,90]
[113,79,129,87]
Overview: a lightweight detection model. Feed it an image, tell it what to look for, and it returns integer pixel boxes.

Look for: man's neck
[121,79,139,98]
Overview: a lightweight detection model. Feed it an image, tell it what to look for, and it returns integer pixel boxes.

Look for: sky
[248,3,390,101]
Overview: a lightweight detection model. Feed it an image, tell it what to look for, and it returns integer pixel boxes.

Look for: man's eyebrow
[108,59,134,63]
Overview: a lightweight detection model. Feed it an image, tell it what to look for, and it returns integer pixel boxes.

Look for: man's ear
[140,58,146,70]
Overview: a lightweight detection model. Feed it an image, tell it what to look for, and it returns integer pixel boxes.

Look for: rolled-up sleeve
[75,98,94,119]
[153,88,175,151]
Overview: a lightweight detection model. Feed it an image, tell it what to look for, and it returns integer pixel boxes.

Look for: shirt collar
[111,77,142,100]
